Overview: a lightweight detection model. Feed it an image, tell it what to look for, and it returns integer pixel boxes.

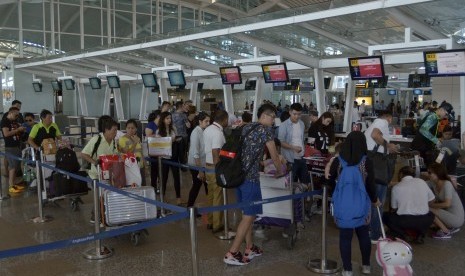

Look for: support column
[252,77,264,122]
[223,84,233,113]
[103,85,111,115]
[113,88,125,120]
[139,86,149,120]
[314,68,327,116]
[158,78,169,103]
[77,83,89,116]
[190,80,198,103]
[343,80,355,132]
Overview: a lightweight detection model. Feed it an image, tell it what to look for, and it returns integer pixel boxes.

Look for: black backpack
[56,147,81,173]
[216,124,259,189]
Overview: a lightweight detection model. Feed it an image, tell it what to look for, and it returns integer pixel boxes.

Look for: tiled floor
[0,171,465,276]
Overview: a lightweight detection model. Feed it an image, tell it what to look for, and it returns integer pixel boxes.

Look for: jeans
[339,225,371,271]
[370,183,388,240]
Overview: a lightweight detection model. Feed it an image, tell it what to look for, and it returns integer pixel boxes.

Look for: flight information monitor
[424,49,465,77]
[348,56,385,80]
[167,70,186,87]
[219,66,242,85]
[261,63,290,83]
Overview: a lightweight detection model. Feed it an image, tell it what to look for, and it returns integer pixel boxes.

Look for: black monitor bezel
[261,62,290,83]
[63,79,75,90]
[423,49,465,77]
[51,80,62,91]
[348,55,386,80]
[106,75,121,89]
[32,82,42,92]
[141,73,158,88]
[219,66,243,85]
[89,77,102,89]
[167,70,186,87]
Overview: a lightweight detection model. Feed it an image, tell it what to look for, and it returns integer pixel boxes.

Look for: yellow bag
[41,138,57,155]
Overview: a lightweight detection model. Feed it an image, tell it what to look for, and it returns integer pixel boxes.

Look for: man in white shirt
[203,110,228,233]
[383,166,435,244]
[364,111,398,242]
[351,101,360,123]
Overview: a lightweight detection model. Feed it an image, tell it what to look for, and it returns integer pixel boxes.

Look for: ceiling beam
[18,68,57,80]
[190,41,244,60]
[92,57,145,74]
[386,8,446,40]
[234,33,319,68]
[16,0,434,69]
[143,48,220,73]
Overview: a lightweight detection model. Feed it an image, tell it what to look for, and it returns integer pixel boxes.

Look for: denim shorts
[236,179,262,216]
[291,158,310,184]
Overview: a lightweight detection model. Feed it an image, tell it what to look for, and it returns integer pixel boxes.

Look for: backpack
[56,147,81,173]
[332,156,371,228]
[216,124,259,189]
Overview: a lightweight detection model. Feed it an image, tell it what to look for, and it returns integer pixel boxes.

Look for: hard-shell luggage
[103,186,157,226]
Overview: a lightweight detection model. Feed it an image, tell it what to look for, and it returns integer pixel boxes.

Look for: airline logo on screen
[264,64,287,81]
[221,68,240,83]
[357,58,382,78]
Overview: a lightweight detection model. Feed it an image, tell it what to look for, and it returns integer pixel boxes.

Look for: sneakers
[342,271,353,276]
[361,265,371,274]
[224,251,250,266]
[449,227,460,235]
[244,244,263,260]
[432,230,452,239]
[9,185,24,193]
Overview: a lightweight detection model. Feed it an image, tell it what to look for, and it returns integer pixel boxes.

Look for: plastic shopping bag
[124,156,142,187]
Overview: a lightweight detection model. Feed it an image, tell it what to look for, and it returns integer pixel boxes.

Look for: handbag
[367,141,396,186]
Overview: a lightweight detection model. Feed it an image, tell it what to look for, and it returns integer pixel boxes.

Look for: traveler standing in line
[160,101,172,113]
[278,103,310,189]
[187,112,210,208]
[364,111,398,242]
[118,119,145,186]
[307,111,335,154]
[203,110,228,233]
[351,101,360,123]
[2,100,24,174]
[325,131,379,276]
[1,107,26,195]
[224,103,283,265]
[156,112,182,205]
[172,101,191,164]
[28,109,62,150]
[146,110,161,194]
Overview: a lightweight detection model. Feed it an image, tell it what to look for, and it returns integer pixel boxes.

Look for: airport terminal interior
[1,0,465,275]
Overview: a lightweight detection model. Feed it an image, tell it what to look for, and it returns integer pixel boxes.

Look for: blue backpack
[332,156,371,228]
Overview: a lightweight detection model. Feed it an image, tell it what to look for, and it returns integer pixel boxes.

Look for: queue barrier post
[158,156,167,217]
[32,149,52,223]
[83,179,113,260]
[189,207,199,276]
[307,184,339,273]
[216,187,235,240]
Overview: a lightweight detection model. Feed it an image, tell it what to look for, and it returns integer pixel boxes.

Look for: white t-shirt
[291,122,304,158]
[391,176,435,215]
[203,122,225,164]
[365,118,390,153]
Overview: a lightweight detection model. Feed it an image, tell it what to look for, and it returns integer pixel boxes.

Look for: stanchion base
[216,231,236,240]
[32,215,53,223]
[307,259,339,274]
[83,246,114,260]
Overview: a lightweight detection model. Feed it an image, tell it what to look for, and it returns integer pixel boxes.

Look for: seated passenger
[382,166,435,244]
[428,163,465,239]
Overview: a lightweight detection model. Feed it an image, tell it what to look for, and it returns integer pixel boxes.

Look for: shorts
[291,158,310,184]
[236,179,262,216]
[5,147,21,171]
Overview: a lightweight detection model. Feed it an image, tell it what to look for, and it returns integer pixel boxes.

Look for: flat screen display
[63,79,75,90]
[141,73,158,87]
[324,77,331,89]
[348,56,385,80]
[244,80,256,90]
[167,70,186,87]
[261,63,289,83]
[219,66,242,85]
[32,82,42,92]
[299,81,314,92]
[413,89,423,95]
[424,49,465,77]
[89,77,102,89]
[273,82,286,91]
[106,75,121,88]
[387,89,397,95]
[51,80,62,91]
[423,89,432,95]
[408,74,430,88]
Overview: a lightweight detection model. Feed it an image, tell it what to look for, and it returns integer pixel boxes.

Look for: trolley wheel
[131,232,141,246]
[70,200,79,211]
[287,224,297,250]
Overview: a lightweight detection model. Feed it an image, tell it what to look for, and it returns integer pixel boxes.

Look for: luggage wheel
[131,232,141,246]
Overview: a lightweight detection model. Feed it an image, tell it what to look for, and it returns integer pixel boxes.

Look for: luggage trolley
[97,158,157,246]
[255,172,304,249]
[305,155,332,217]
[25,147,88,211]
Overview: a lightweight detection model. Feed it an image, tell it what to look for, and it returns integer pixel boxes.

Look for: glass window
[2,4,19,28]
[114,11,132,38]
[59,4,80,34]
[137,15,152,38]
[84,8,102,36]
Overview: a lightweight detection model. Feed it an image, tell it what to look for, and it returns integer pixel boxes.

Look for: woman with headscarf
[325,131,379,276]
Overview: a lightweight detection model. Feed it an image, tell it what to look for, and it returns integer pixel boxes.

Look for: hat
[439,102,453,115]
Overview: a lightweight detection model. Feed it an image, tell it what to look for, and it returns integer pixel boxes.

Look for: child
[118,119,145,186]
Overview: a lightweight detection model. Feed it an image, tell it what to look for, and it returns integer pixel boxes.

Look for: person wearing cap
[411,101,453,166]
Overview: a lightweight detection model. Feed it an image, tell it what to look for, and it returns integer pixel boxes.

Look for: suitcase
[103,186,157,226]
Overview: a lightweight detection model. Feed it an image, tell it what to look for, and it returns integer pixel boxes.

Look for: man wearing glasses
[278,102,310,190]
[411,101,453,167]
